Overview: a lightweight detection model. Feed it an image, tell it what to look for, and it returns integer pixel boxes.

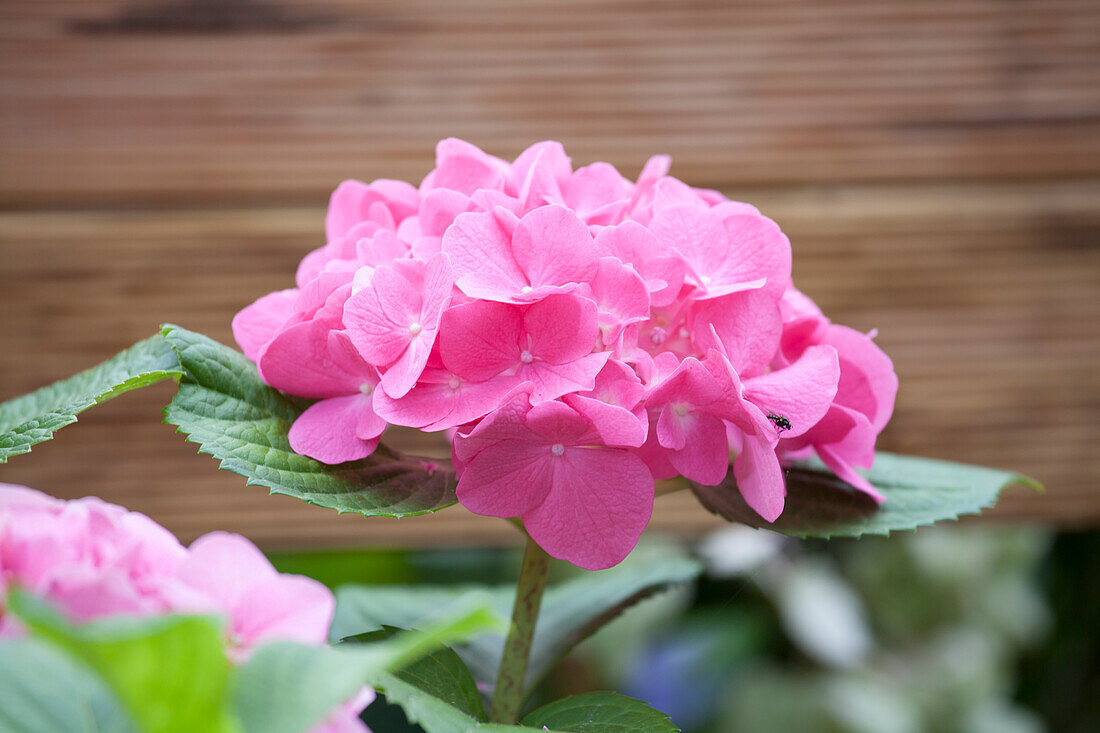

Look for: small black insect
[766,412,792,434]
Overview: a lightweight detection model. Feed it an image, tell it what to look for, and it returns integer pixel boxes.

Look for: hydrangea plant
[0,140,1037,732]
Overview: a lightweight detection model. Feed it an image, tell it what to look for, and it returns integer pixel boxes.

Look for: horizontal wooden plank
[0,178,1095,546]
[2,0,1099,205]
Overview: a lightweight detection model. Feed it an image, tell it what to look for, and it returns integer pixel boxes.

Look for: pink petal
[443,211,526,300]
[419,189,473,236]
[175,532,275,609]
[817,446,886,503]
[456,442,555,517]
[587,258,650,338]
[522,447,654,570]
[518,352,610,403]
[692,289,783,378]
[824,325,898,433]
[233,289,299,362]
[232,573,335,651]
[714,213,792,298]
[439,300,523,381]
[289,394,381,464]
[425,152,505,196]
[744,345,840,438]
[373,370,521,431]
[259,323,371,398]
[563,395,647,448]
[524,294,599,364]
[664,412,731,485]
[733,435,786,522]
[512,206,598,292]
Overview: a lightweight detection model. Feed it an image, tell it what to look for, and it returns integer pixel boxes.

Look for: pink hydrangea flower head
[0,486,373,731]
[232,138,896,567]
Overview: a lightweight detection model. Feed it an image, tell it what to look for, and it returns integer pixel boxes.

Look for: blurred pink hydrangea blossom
[0,484,372,733]
[234,139,898,570]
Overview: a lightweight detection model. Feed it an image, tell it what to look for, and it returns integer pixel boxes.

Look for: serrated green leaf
[0,638,137,733]
[0,335,182,462]
[691,452,1040,538]
[9,590,238,733]
[233,602,503,733]
[522,692,679,732]
[160,324,458,517]
[331,546,703,695]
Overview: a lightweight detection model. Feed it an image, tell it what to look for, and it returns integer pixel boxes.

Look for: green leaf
[0,335,182,462]
[331,546,703,694]
[370,673,556,733]
[346,628,488,721]
[234,602,503,733]
[691,452,1041,538]
[522,692,679,732]
[0,638,137,733]
[160,324,458,517]
[9,590,238,733]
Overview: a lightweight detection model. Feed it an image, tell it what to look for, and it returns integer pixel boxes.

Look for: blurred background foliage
[270,526,1100,732]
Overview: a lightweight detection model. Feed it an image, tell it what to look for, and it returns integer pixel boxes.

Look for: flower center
[700,275,712,286]
[650,327,668,345]
[447,377,461,391]
[521,285,533,294]
[407,322,423,337]
[359,382,375,396]
[519,350,534,364]
[551,443,565,456]
[673,403,690,417]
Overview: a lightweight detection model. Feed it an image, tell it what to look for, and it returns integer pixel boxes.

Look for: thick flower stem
[489,534,552,724]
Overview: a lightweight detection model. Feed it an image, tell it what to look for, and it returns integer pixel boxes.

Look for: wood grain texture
[2,0,1099,205]
[1,0,1097,548]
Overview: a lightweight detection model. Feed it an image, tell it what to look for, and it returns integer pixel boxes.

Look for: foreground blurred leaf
[691,453,1040,538]
[234,602,502,733]
[161,324,457,517]
[0,335,182,462]
[0,638,137,733]
[9,591,237,733]
[331,547,703,695]
[522,692,679,732]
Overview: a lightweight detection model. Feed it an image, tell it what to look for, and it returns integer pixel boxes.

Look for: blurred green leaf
[234,602,502,733]
[0,638,137,733]
[691,453,1039,538]
[160,324,458,518]
[0,334,181,462]
[331,548,703,695]
[9,590,237,733]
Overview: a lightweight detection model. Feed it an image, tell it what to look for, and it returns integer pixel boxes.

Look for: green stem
[489,534,552,724]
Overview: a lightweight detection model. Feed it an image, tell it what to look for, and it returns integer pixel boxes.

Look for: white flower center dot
[700,275,712,285]
[447,377,461,391]
[407,322,422,337]
[521,286,533,293]
[519,350,534,364]
[551,443,565,456]
[650,327,668,345]
[359,382,375,395]
[674,403,689,417]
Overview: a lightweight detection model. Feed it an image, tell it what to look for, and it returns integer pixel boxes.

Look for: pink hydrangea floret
[234,139,898,570]
[0,484,372,733]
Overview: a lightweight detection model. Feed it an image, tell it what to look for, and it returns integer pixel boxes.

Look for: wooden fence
[1,0,1097,548]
